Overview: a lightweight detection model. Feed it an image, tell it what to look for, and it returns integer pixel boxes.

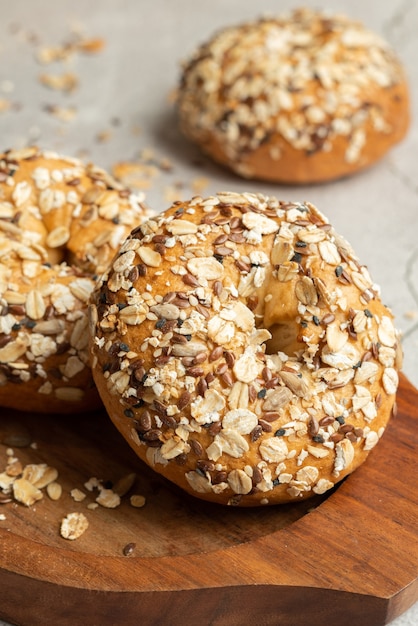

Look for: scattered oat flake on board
[164,184,184,203]
[13,478,43,507]
[112,161,158,190]
[130,494,146,508]
[70,488,87,502]
[191,176,210,195]
[0,98,12,113]
[76,37,106,54]
[60,512,89,540]
[36,37,105,64]
[36,45,72,64]
[39,72,79,92]
[84,476,101,491]
[44,104,77,122]
[404,310,418,320]
[96,488,121,508]
[96,129,112,143]
[47,481,62,501]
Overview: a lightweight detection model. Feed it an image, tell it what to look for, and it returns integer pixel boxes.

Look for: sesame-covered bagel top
[90,192,401,506]
[178,8,410,183]
[0,147,148,413]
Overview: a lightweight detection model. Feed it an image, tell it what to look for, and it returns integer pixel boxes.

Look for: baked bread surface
[178,8,410,183]
[90,192,401,505]
[0,147,148,413]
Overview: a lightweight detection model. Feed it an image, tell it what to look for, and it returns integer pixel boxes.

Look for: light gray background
[0,1,417,624]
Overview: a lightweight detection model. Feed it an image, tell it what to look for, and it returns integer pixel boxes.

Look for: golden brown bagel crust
[178,9,410,184]
[90,193,401,506]
[0,147,148,413]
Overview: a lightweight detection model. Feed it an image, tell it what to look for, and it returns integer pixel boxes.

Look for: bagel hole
[264,322,303,358]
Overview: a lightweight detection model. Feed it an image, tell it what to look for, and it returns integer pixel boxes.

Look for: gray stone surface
[0,1,417,624]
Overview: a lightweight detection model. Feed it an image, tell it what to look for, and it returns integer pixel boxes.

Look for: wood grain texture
[0,373,417,626]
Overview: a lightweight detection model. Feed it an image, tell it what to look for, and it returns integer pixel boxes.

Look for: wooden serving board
[0,374,417,626]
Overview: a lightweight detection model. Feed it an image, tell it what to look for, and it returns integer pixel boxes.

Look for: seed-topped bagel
[178,8,410,183]
[0,147,148,413]
[90,192,401,505]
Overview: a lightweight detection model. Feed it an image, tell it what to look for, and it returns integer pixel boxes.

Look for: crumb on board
[0,98,12,113]
[0,440,147,542]
[130,494,146,508]
[36,36,106,65]
[60,512,89,541]
[39,72,79,93]
[43,104,77,122]
[96,129,113,143]
[70,488,87,502]
[404,310,418,320]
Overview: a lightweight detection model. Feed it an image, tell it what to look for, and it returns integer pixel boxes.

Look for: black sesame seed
[335,265,343,277]
[336,416,345,425]
[301,320,308,328]
[257,389,267,399]
[24,319,37,329]
[364,309,373,318]
[291,252,302,264]
[12,323,21,331]
[119,343,129,352]
[295,241,307,248]
[312,435,324,443]
[117,302,127,310]
[155,318,167,329]
[313,315,320,325]
[274,428,286,437]
[214,254,224,264]
[272,478,280,487]
[124,408,134,418]
[185,334,192,341]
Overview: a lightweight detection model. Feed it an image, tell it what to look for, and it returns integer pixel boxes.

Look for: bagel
[89,192,401,506]
[178,8,410,184]
[0,147,148,413]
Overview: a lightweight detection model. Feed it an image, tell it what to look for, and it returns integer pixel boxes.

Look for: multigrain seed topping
[178,8,406,174]
[90,192,401,506]
[0,147,148,411]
